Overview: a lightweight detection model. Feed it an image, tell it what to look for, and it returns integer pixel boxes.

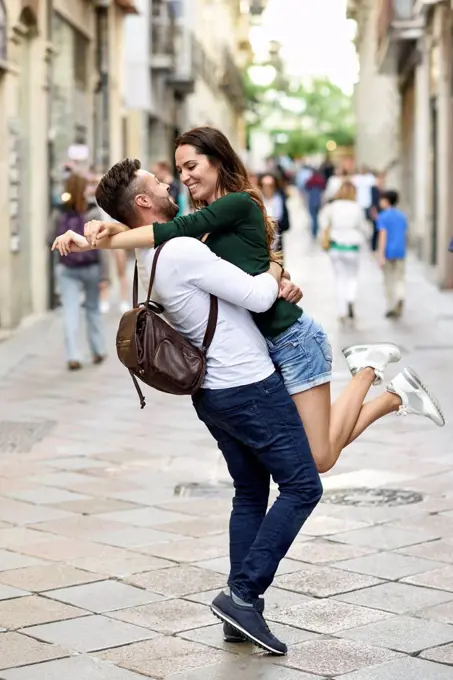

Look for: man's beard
[157,196,179,221]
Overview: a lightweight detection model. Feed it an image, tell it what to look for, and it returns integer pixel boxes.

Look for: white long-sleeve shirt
[136,237,277,389]
[319,200,370,248]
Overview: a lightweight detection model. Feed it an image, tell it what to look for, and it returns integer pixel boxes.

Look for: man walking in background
[377,190,408,319]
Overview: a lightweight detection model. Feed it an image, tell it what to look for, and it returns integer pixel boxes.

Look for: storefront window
[0,0,7,62]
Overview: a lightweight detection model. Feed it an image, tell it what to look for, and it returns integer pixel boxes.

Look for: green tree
[244,69,355,156]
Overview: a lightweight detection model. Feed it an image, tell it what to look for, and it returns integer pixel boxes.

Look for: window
[0,0,7,62]
[74,28,88,88]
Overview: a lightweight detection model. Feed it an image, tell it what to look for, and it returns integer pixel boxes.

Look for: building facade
[350,0,453,289]
[123,0,249,169]
[0,0,134,331]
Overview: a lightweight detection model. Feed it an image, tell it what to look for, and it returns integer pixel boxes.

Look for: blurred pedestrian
[320,154,335,184]
[352,165,376,217]
[259,172,290,254]
[377,190,408,319]
[369,172,384,251]
[51,173,106,370]
[152,160,181,208]
[319,180,369,323]
[324,167,349,203]
[305,169,326,238]
[295,162,313,205]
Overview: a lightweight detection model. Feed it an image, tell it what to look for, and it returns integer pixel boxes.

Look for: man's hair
[95,158,144,225]
[381,190,399,207]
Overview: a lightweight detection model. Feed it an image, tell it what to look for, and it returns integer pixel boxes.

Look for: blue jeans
[192,371,322,603]
[58,264,105,362]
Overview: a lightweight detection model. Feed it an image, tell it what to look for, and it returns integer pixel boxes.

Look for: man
[53,159,323,656]
[377,189,408,318]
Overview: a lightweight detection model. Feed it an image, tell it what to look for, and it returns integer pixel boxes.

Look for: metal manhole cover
[322,487,423,507]
[174,481,233,498]
[0,420,56,453]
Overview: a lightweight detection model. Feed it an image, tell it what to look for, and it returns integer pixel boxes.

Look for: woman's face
[261,175,277,198]
[175,145,219,203]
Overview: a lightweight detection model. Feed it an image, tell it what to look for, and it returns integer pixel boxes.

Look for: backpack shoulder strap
[146,244,165,305]
[202,295,218,353]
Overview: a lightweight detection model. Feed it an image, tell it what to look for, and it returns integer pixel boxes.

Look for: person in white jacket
[319,180,369,322]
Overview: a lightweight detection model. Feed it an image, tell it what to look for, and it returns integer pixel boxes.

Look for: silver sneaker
[343,342,402,386]
[387,368,445,427]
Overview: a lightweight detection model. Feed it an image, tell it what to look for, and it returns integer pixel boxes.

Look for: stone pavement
[0,196,453,679]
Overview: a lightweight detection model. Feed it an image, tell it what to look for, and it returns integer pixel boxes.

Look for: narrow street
[0,196,453,679]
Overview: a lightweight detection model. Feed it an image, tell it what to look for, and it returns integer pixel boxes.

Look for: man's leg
[383,261,395,313]
[394,259,405,315]
[82,264,106,358]
[58,266,82,363]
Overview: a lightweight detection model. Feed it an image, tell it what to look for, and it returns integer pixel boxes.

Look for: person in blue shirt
[377,190,408,318]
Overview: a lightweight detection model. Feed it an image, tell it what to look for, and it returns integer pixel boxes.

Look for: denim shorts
[266,313,332,395]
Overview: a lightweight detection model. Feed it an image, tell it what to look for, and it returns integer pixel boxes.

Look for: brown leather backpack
[116,243,218,408]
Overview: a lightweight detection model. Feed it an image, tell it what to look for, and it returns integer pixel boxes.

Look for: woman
[51,173,106,370]
[305,168,326,238]
[319,180,369,322]
[258,172,290,254]
[55,128,445,473]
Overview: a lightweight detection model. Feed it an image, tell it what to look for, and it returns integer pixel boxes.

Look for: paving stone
[0,631,68,670]
[390,514,453,537]
[151,517,229,539]
[97,635,226,679]
[4,488,89,506]
[31,516,127,540]
[108,598,215,634]
[398,540,453,564]
[337,552,446,580]
[185,586,313,612]
[0,499,73,525]
[330,525,440,550]
[12,537,112,562]
[0,550,50,572]
[43,457,108,471]
[45,579,163,613]
[92,527,187,549]
[340,614,453,653]
[178,621,318,655]
[193,556,302,577]
[0,594,86,629]
[157,498,233,517]
[125,565,226,597]
[336,581,453,614]
[300,515,369,537]
[322,468,413,490]
[101,507,193,527]
[21,614,156,652]
[273,638,400,676]
[416,600,453,624]
[0,528,63,549]
[165,656,321,679]
[70,550,174,577]
[274,565,381,598]
[421,641,453,664]
[52,498,143,515]
[0,655,152,680]
[287,539,375,564]
[0,565,103,592]
[269,599,390,634]
[403,565,453,592]
[137,537,229,563]
[0,585,29,601]
[339,656,453,679]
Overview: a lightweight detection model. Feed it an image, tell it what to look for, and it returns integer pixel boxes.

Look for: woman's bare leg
[345,391,401,446]
[292,367,375,473]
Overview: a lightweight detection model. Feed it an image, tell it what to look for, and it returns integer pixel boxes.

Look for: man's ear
[135,193,152,209]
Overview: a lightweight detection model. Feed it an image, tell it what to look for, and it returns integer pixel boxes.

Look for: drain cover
[174,481,233,498]
[0,420,56,453]
[322,487,423,507]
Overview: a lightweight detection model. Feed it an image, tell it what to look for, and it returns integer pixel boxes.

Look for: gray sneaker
[343,342,402,386]
[387,368,445,427]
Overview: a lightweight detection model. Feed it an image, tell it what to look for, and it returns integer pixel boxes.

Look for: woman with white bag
[319,180,370,323]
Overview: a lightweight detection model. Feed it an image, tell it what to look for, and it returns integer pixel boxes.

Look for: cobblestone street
[1,197,453,679]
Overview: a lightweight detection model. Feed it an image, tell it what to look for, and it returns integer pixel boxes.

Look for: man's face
[136,170,178,220]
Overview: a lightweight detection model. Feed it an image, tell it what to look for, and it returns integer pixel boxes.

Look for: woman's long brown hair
[175,127,276,255]
[64,173,88,215]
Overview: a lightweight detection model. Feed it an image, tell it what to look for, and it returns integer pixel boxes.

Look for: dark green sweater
[153,192,302,338]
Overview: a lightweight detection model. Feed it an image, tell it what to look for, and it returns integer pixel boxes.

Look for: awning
[115,0,139,13]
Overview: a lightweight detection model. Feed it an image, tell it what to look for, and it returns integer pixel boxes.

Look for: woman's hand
[51,230,91,256]
[84,220,129,247]
[278,279,303,304]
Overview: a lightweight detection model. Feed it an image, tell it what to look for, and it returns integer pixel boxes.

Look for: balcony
[377,0,424,71]
[167,24,195,95]
[219,48,245,111]
[150,1,174,72]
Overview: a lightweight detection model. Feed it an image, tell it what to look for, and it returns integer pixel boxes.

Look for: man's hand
[84,220,129,247]
[278,279,303,304]
[52,231,91,256]
[378,254,386,269]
